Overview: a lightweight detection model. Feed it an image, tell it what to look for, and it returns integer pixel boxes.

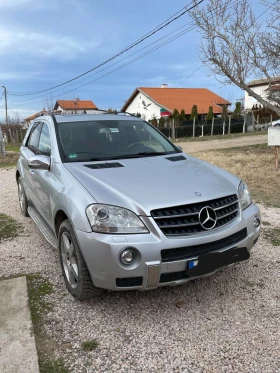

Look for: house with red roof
[121,84,230,121]
[54,98,98,114]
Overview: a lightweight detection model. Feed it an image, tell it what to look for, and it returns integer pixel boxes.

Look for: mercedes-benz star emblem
[199,206,217,230]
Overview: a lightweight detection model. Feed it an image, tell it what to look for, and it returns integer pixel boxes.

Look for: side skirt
[28,206,58,249]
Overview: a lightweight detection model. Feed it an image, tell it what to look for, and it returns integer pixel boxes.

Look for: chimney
[161,84,168,88]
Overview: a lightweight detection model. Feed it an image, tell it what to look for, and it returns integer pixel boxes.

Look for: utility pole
[1,85,8,125]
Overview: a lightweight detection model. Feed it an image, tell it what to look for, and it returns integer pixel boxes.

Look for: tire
[58,219,102,300]
[17,176,29,217]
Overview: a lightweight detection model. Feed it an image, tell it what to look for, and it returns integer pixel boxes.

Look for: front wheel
[58,219,102,300]
[17,176,29,217]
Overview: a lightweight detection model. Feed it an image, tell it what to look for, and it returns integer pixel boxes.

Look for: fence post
[223,121,225,135]
[172,118,175,141]
[211,117,214,136]
[257,114,259,132]
[243,115,246,133]
[193,117,196,138]
[228,115,231,135]
[0,126,6,155]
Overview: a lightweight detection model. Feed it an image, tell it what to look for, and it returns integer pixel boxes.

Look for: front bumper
[75,203,261,291]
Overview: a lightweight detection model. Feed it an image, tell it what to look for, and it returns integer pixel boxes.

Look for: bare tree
[190,0,280,115]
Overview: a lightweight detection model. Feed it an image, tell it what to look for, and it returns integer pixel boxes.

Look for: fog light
[254,216,260,228]
[120,249,135,264]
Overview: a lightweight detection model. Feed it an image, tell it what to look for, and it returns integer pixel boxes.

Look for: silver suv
[17,113,261,300]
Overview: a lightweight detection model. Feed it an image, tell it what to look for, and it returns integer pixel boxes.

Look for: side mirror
[28,155,50,170]
[176,145,183,151]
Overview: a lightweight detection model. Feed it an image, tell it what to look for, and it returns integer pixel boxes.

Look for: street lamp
[1,85,8,125]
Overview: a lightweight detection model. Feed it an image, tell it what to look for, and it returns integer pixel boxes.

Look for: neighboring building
[121,85,230,121]
[23,109,48,128]
[244,76,280,110]
[53,98,98,114]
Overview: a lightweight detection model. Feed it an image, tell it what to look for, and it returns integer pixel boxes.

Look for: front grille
[161,228,247,262]
[151,194,239,237]
[116,277,143,287]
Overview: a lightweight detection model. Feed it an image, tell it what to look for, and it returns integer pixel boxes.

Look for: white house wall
[244,85,270,110]
[125,91,162,121]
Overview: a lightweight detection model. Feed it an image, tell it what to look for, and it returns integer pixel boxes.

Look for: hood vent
[166,155,186,162]
[84,162,124,169]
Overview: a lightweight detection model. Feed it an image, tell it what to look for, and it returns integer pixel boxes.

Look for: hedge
[159,121,245,138]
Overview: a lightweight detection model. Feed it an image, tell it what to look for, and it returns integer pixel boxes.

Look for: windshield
[58,119,179,162]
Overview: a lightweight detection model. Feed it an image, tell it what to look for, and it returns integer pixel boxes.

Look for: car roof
[37,113,144,123]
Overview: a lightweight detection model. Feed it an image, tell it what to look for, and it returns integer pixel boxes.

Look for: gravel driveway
[0,167,279,373]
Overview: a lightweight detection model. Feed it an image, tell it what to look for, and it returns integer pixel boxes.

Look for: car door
[30,121,52,223]
[20,121,43,203]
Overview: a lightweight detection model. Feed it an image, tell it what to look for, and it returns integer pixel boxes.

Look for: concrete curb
[0,277,40,373]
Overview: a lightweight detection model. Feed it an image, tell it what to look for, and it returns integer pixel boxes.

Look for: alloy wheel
[61,232,79,289]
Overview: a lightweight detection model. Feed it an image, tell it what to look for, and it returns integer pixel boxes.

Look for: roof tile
[122,87,230,114]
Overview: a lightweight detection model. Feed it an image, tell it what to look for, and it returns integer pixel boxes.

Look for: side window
[27,122,43,153]
[38,123,51,156]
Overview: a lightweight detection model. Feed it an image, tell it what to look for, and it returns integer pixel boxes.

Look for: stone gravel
[0,167,279,373]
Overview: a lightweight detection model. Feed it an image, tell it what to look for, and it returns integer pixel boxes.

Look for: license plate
[186,248,250,277]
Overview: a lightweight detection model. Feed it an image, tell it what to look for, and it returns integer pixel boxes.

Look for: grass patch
[40,359,71,373]
[0,213,23,241]
[25,274,72,372]
[177,131,267,142]
[194,144,280,208]
[81,340,99,352]
[26,273,53,327]
[5,144,21,152]
[263,229,280,246]
[0,153,19,168]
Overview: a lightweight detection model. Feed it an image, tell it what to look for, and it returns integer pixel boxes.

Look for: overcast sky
[0,0,265,121]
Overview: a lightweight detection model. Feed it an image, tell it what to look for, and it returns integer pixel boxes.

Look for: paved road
[177,134,267,153]
[0,277,40,373]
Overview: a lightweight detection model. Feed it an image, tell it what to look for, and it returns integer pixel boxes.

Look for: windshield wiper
[137,152,168,156]
[88,152,171,161]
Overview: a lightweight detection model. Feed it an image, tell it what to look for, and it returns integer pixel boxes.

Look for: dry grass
[0,153,18,168]
[195,144,280,208]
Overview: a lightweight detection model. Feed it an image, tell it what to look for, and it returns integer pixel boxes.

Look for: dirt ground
[177,134,267,153]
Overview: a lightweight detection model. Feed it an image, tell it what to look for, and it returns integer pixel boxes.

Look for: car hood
[64,154,240,216]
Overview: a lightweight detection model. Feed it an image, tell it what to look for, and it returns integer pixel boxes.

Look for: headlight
[238,181,252,210]
[86,204,149,234]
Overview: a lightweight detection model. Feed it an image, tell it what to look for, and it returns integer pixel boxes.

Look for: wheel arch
[54,210,69,238]
[16,170,20,182]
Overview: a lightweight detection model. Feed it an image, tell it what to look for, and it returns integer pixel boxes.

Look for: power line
[12,24,198,106]
[173,65,203,87]
[9,0,204,97]
[11,20,199,105]
[10,0,240,107]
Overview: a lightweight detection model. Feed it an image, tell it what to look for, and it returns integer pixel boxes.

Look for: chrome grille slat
[217,209,238,220]
[214,200,238,211]
[153,212,199,220]
[158,222,200,229]
[151,194,239,237]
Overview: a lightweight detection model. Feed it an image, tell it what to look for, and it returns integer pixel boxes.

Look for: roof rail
[102,111,137,117]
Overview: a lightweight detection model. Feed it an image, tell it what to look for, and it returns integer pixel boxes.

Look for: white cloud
[0,27,100,60]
